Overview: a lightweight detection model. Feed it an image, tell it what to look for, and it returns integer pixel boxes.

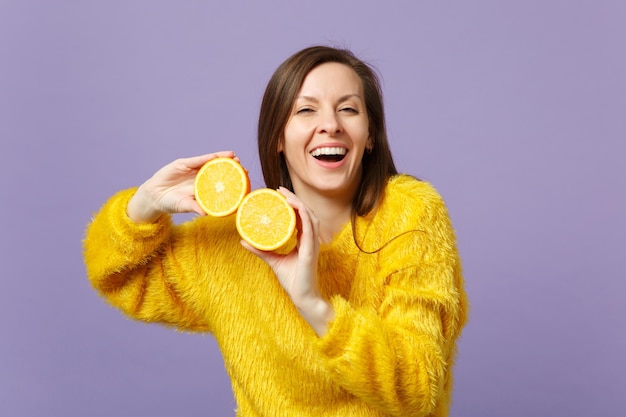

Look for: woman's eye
[340,107,358,114]
[296,108,314,114]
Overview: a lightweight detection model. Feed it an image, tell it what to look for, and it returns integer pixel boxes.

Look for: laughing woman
[83,46,468,417]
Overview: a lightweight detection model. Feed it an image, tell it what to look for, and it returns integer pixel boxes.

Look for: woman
[84,45,468,416]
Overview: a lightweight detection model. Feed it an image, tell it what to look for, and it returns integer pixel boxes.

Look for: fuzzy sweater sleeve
[83,188,211,332]
[315,178,468,417]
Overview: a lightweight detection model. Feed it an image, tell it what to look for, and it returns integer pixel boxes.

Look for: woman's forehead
[298,63,363,97]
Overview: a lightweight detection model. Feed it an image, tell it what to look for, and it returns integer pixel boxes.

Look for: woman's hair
[258,45,398,217]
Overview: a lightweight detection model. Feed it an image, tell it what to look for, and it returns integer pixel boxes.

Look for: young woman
[84,45,468,417]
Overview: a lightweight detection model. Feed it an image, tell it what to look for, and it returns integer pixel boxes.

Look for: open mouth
[310,147,347,162]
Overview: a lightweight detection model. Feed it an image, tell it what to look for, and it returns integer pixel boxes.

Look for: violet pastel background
[1,1,624,416]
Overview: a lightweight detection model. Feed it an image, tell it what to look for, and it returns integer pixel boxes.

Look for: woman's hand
[127,151,238,223]
[242,187,334,336]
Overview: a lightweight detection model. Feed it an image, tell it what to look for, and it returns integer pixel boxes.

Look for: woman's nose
[317,110,343,136]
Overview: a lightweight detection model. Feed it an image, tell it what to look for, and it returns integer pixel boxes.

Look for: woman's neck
[294,188,354,244]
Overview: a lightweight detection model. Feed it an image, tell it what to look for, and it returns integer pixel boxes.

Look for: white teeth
[310,147,347,157]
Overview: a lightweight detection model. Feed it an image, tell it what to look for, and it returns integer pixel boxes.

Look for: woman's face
[280,62,370,202]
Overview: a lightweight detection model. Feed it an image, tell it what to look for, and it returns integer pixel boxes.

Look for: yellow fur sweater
[83,174,468,417]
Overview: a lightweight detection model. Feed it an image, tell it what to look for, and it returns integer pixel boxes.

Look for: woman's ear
[277,137,283,153]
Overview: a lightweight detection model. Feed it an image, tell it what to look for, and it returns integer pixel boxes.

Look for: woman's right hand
[126,151,238,223]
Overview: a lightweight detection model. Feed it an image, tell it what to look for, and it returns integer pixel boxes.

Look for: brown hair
[258,45,398,217]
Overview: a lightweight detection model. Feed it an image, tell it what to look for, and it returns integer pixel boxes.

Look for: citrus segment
[194,158,250,217]
[236,189,296,251]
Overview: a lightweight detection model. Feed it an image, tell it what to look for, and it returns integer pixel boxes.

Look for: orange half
[194,157,250,217]
[236,188,296,251]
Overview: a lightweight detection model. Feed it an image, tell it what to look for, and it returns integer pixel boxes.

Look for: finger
[211,150,237,159]
[171,182,203,214]
[278,189,319,260]
[240,240,281,264]
[181,151,237,170]
[277,186,295,199]
[193,208,207,216]
[297,205,318,259]
[277,186,302,235]
[188,200,207,216]
[173,195,204,216]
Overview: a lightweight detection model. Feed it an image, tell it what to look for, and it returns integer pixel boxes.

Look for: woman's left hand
[241,187,334,336]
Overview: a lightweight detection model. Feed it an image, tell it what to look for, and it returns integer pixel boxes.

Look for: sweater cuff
[315,295,359,359]
[100,188,172,257]
[110,188,170,233]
